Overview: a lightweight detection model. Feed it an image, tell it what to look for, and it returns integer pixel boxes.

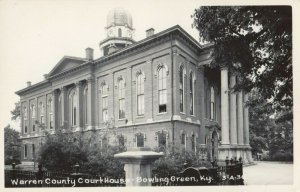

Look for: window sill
[136,115,145,119]
[179,112,185,115]
[118,118,126,121]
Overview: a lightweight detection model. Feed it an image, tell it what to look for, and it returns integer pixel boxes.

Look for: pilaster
[86,77,95,129]
[75,81,83,129]
[60,86,68,128]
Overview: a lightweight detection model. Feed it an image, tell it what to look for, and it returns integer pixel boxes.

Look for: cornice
[94,25,203,68]
[15,80,51,96]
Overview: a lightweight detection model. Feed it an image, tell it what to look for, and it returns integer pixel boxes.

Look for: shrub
[152,150,211,178]
[38,130,88,172]
[269,151,293,161]
[81,146,124,178]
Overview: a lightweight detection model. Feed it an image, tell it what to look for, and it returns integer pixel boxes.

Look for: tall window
[83,86,88,125]
[157,132,167,152]
[191,134,196,152]
[23,107,28,133]
[118,28,122,37]
[136,133,145,147]
[189,72,194,115]
[39,102,45,125]
[101,137,108,149]
[31,104,36,119]
[210,87,215,120]
[181,133,186,145]
[24,145,27,159]
[101,84,108,122]
[158,66,167,113]
[31,104,36,132]
[118,79,125,119]
[69,89,77,126]
[137,72,145,116]
[179,66,184,113]
[118,135,125,148]
[32,144,35,159]
[48,99,54,129]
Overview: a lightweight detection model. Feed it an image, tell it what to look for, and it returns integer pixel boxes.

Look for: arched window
[191,134,196,152]
[69,89,77,126]
[48,98,54,129]
[23,107,28,133]
[189,72,194,115]
[101,83,108,122]
[157,131,167,152]
[118,135,125,149]
[31,104,36,132]
[118,28,122,37]
[179,65,185,113]
[24,144,28,159]
[181,133,186,145]
[101,137,108,149]
[32,144,35,159]
[210,86,215,120]
[136,72,145,116]
[158,66,167,113]
[31,104,36,119]
[118,79,125,119]
[39,102,45,125]
[135,133,145,147]
[83,86,88,125]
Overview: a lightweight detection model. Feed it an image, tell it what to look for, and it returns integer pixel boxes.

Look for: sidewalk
[243,161,293,185]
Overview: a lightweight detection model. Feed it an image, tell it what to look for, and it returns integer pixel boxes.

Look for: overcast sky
[0,0,298,132]
[0,0,205,131]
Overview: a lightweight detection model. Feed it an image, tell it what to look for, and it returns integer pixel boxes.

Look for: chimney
[43,74,48,79]
[146,28,155,38]
[26,81,31,87]
[85,47,94,60]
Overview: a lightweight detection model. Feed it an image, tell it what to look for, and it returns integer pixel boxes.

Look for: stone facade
[16,9,253,165]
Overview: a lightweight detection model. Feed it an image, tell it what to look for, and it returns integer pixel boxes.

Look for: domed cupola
[99,8,135,56]
[107,8,133,28]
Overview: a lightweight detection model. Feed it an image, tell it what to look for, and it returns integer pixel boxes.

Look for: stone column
[237,91,244,145]
[229,74,237,145]
[114,148,163,186]
[243,93,250,146]
[221,67,230,145]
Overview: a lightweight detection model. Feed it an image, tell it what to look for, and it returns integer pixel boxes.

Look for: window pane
[141,95,144,114]
[136,134,144,147]
[181,134,185,145]
[180,89,183,112]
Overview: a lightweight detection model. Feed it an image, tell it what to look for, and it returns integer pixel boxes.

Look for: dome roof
[107,8,133,28]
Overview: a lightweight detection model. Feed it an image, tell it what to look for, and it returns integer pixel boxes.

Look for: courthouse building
[16,8,253,165]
